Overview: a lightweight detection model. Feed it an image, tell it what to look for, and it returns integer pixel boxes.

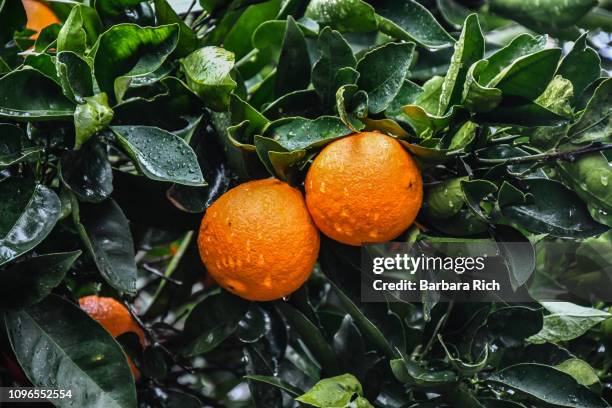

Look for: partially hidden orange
[79,296,145,379]
[305,132,423,246]
[198,179,320,301]
[22,0,59,39]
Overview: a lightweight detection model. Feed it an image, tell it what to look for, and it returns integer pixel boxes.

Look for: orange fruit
[22,0,59,39]
[79,296,145,379]
[198,179,320,301]
[305,132,423,246]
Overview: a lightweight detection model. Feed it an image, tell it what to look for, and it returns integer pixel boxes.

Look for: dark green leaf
[424,177,467,220]
[56,51,95,102]
[528,302,610,344]
[275,16,310,97]
[112,126,205,186]
[0,0,26,45]
[245,375,303,397]
[0,178,61,266]
[372,0,455,49]
[56,4,103,54]
[0,68,75,120]
[0,123,41,168]
[265,116,352,151]
[60,139,113,202]
[487,363,608,408]
[154,0,198,57]
[4,295,137,408]
[390,358,458,390]
[305,0,378,33]
[312,27,356,107]
[558,33,601,104]
[476,100,568,127]
[182,290,249,356]
[569,78,611,144]
[558,152,612,212]
[0,251,80,309]
[500,179,606,238]
[93,23,179,102]
[75,198,137,295]
[356,42,414,114]
[492,225,535,290]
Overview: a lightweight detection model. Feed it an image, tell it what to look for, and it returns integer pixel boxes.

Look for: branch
[475,143,612,165]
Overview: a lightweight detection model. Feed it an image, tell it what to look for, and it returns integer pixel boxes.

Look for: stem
[235,48,259,69]
[142,263,183,285]
[418,301,454,360]
[475,143,612,165]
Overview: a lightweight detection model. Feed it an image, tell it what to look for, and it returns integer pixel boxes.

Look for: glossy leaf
[487,363,608,408]
[296,374,373,408]
[93,23,179,102]
[74,93,114,149]
[557,33,601,104]
[56,4,103,54]
[112,126,205,186]
[276,16,310,96]
[5,295,137,408]
[265,116,352,151]
[153,0,198,57]
[181,46,237,111]
[356,42,414,114]
[75,198,137,295]
[0,178,61,266]
[0,251,80,309]
[305,0,378,33]
[60,139,113,203]
[569,78,611,144]
[0,68,75,120]
[56,51,95,102]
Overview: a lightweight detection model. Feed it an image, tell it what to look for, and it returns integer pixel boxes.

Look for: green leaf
[225,0,281,60]
[296,374,372,408]
[312,27,356,107]
[56,4,103,54]
[492,225,536,290]
[153,0,198,57]
[528,302,611,344]
[385,79,423,121]
[0,0,26,45]
[265,116,352,151]
[0,68,75,120]
[558,33,601,104]
[0,123,41,168]
[276,16,311,97]
[74,93,114,149]
[390,358,458,390]
[60,139,113,203]
[5,295,137,408]
[182,290,249,356]
[245,375,303,397]
[489,0,598,32]
[500,178,606,238]
[439,14,484,114]
[478,33,547,85]
[93,23,179,102]
[477,100,568,127]
[462,60,503,113]
[569,78,611,144]
[555,358,601,390]
[438,335,488,376]
[276,302,340,375]
[373,0,455,49]
[489,49,562,101]
[0,178,61,267]
[487,363,608,408]
[336,84,367,132]
[181,46,237,111]
[56,51,95,102]
[74,198,137,295]
[461,179,497,221]
[558,152,612,212]
[111,126,205,186]
[356,42,414,114]
[0,251,81,310]
[529,76,575,148]
[305,0,378,33]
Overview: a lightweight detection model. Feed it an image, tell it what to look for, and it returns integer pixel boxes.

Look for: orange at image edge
[22,0,60,39]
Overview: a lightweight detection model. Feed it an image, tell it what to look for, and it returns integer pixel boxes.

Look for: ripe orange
[198,179,320,301]
[305,132,423,246]
[22,0,60,39]
[79,296,145,379]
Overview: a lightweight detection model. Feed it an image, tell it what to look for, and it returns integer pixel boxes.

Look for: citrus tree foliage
[1,0,612,407]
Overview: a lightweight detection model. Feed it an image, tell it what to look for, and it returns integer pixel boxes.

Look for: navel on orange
[198,179,320,301]
[79,295,145,379]
[305,132,423,246]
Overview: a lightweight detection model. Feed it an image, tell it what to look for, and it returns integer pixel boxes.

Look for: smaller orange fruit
[198,179,320,301]
[22,0,60,39]
[305,132,423,246]
[79,296,145,379]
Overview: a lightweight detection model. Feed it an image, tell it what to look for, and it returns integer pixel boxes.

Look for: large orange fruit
[79,296,145,379]
[22,0,59,39]
[198,179,320,301]
[305,132,423,246]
